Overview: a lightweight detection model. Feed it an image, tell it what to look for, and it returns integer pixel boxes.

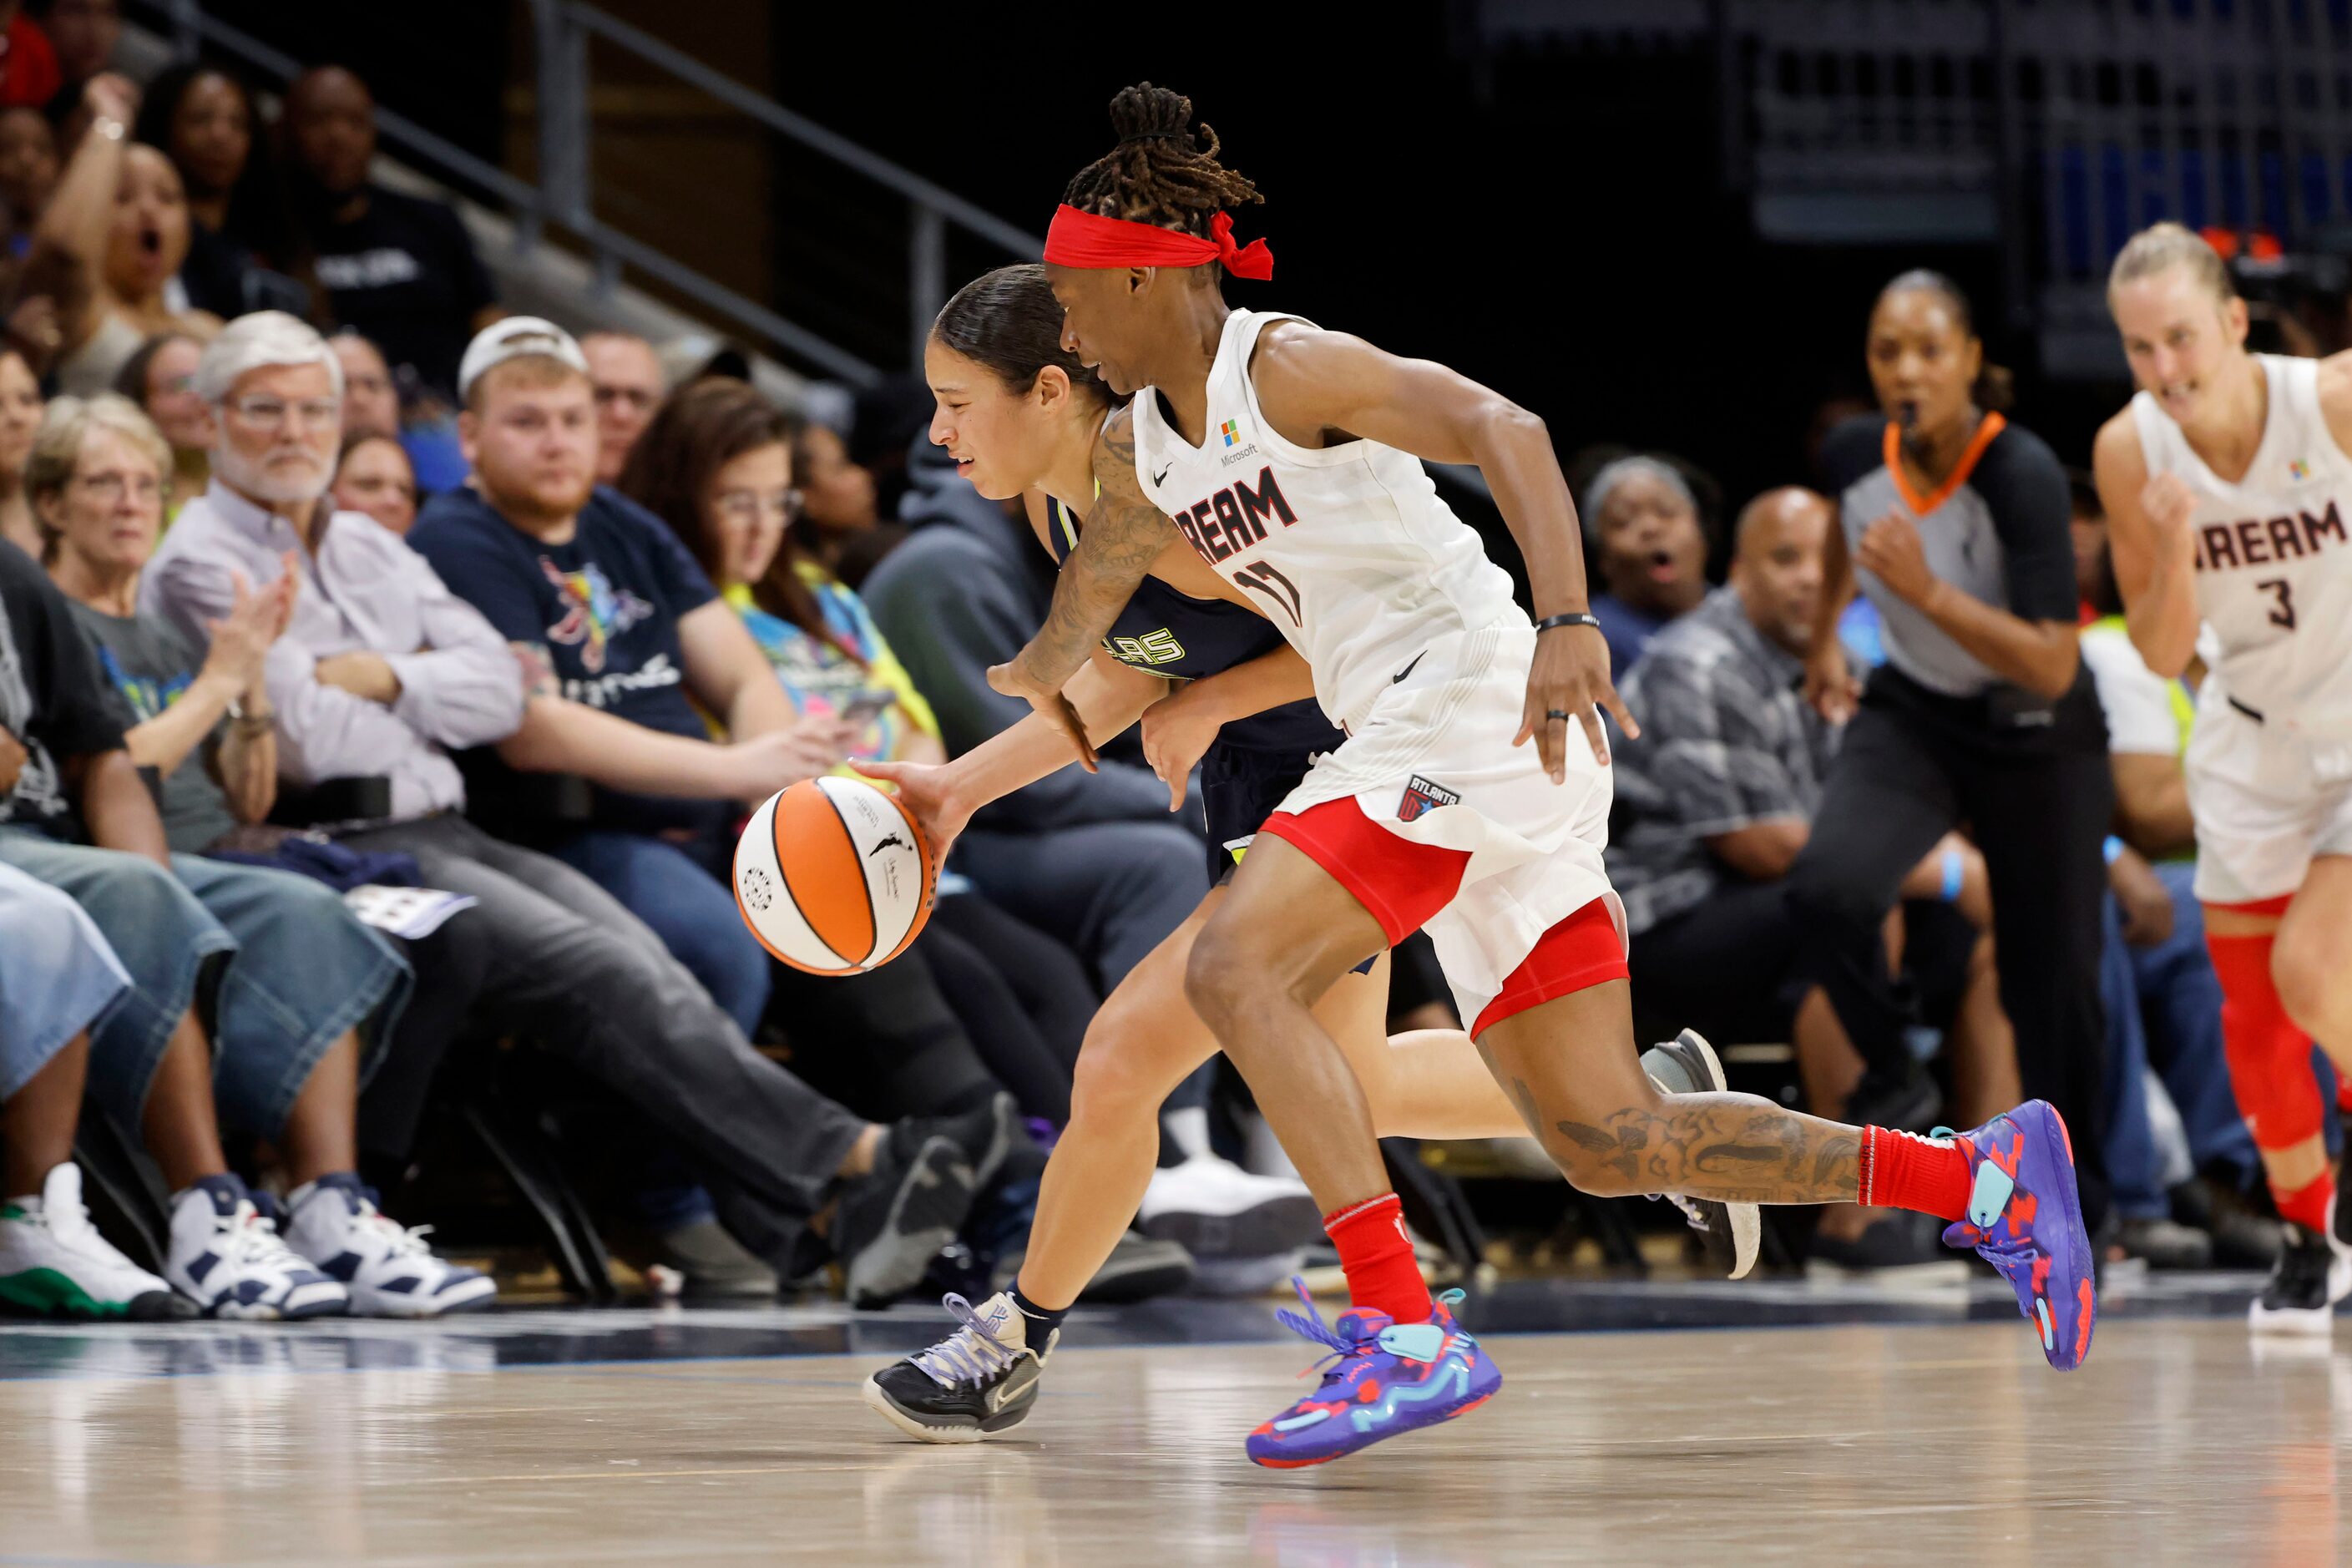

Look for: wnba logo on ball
[733,776,937,974]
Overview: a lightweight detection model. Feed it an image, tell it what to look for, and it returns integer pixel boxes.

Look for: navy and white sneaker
[285,1174,497,1318]
[166,1174,346,1320]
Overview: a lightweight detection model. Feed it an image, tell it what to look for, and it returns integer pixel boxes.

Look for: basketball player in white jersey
[2095,220,2352,1330]
[969,84,2092,1465]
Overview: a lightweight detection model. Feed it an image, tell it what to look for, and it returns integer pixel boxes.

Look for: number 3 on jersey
[2257,577,2297,630]
[1231,560,1303,626]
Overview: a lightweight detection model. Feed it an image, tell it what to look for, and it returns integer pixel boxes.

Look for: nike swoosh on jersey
[1151,465,1172,486]
[1392,651,1426,683]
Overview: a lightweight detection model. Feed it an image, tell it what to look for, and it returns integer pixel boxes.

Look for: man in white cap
[408,317,846,1028]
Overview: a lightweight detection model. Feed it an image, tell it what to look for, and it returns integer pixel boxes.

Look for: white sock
[1163,1107,1211,1163]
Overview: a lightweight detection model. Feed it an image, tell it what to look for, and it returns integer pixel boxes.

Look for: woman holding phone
[620,377,944,770]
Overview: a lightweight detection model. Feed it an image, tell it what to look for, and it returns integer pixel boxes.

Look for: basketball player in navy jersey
[979,83,2093,1464]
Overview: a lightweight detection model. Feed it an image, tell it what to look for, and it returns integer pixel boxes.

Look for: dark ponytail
[1878,268,2014,412]
[931,264,1110,407]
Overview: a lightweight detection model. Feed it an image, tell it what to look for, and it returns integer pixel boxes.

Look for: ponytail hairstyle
[2108,220,2238,310]
[1058,83,1262,280]
[930,263,1110,408]
[1876,269,2015,412]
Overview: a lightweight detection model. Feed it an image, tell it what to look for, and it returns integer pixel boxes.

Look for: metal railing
[148,0,1042,387]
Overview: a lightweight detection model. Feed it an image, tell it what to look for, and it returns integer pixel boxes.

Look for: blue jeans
[549,829,771,1232]
[2100,861,2261,1218]
[0,830,410,1138]
[0,862,129,1101]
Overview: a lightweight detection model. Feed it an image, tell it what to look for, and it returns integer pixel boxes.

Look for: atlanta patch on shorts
[1399,776,1461,822]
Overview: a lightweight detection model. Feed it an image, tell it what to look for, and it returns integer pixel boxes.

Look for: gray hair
[193,310,344,407]
[1581,455,1697,524]
[26,395,173,560]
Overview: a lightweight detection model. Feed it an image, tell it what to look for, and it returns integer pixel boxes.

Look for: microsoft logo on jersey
[1219,419,1240,447]
[2291,458,2314,482]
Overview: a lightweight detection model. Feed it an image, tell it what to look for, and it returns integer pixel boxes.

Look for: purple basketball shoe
[1245,1281,1501,1469]
[1940,1100,2096,1371]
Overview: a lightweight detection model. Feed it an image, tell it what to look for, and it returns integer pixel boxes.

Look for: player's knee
[2271,932,2350,1039]
[1182,921,1264,1036]
[1070,1005,1176,1125]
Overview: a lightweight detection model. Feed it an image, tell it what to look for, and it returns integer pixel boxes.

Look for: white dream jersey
[2131,352,2352,738]
[1130,310,1524,733]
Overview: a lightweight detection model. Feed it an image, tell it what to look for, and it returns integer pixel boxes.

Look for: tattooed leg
[1474,981,1864,1205]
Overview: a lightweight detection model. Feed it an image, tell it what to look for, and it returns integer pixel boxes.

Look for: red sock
[1323,1193,1431,1323]
[1858,1125,1971,1221]
[2208,922,2332,1227]
[2277,1171,2335,1235]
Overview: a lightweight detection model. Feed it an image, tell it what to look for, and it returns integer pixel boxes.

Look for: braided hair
[1060,83,1261,275]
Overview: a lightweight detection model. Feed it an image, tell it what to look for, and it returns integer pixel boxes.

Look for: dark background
[181,3,2129,537]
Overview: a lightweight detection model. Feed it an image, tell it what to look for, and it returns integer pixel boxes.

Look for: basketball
[732,776,937,974]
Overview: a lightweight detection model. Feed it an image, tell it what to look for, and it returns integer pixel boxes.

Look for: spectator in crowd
[405,321,842,1033]
[583,329,661,486]
[143,312,1013,1303]
[282,66,498,402]
[31,0,116,109]
[1610,486,2016,1267]
[0,858,176,1319]
[617,374,1100,1125]
[332,429,415,536]
[2070,490,2268,1267]
[1792,271,2113,1236]
[134,63,297,321]
[0,515,502,1318]
[0,104,54,241]
[33,78,218,397]
[0,346,40,557]
[793,419,896,584]
[1581,453,1713,676]
[113,331,210,511]
[0,3,58,110]
[329,330,397,438]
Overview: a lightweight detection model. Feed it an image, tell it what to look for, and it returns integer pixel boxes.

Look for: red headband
[1042,205,1274,281]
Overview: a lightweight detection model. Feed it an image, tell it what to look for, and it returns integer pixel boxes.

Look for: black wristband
[1535,612,1602,635]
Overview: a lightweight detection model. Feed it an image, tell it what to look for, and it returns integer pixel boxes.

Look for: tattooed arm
[986,404,1181,761]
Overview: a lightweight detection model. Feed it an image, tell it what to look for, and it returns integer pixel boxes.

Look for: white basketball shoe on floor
[166,1173,347,1320]
[0,1162,188,1320]
[285,1174,498,1318]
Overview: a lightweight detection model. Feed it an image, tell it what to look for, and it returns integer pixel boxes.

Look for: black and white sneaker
[1645,1029,1762,1281]
[836,1130,979,1309]
[864,1289,1055,1442]
[2248,1217,2352,1334]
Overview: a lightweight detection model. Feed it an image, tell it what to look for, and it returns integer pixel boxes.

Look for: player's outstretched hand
[1517,621,1634,780]
[1140,685,1224,812]
[987,659,1098,772]
[852,757,974,862]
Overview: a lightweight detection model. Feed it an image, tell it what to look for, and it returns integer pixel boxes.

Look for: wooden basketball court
[0,1282,2341,1565]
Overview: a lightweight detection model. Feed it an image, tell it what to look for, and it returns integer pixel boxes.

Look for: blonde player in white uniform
[975,84,2093,1466]
[2095,220,2352,1330]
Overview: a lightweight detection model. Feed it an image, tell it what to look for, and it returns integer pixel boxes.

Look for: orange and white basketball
[732,776,936,974]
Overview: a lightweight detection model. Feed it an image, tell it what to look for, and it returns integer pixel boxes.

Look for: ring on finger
[1545,709,1571,721]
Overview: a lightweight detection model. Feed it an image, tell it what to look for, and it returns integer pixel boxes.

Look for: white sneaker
[0,1163,186,1320]
[284,1175,497,1318]
[1138,1155,1321,1258]
[166,1175,347,1320]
